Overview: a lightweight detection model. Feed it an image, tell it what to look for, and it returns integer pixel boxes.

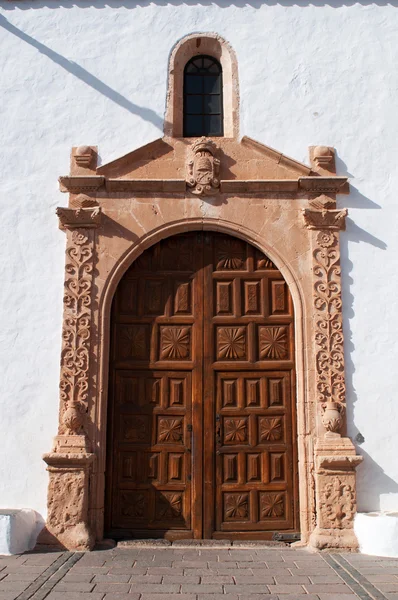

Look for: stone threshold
[116,539,288,549]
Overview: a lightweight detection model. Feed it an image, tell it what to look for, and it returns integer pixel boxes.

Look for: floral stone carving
[321,476,355,529]
[187,137,220,197]
[313,231,345,414]
[58,230,95,436]
[310,437,362,550]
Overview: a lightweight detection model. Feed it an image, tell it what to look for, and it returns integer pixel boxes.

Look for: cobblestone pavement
[1,544,398,600]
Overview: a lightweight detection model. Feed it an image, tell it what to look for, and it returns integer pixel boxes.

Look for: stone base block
[309,526,359,551]
[43,449,95,551]
[355,512,398,557]
[0,509,44,555]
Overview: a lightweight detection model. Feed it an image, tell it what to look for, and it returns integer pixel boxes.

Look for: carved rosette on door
[106,232,299,540]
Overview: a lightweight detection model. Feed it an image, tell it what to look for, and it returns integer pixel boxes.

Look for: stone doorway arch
[42,135,362,551]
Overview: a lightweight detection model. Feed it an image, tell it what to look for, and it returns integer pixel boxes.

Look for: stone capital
[56,206,101,230]
[302,207,347,230]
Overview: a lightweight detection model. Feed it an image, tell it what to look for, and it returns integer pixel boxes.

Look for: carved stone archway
[42,137,362,551]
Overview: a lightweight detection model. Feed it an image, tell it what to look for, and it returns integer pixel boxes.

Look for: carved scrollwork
[187,137,220,197]
[313,231,346,413]
[59,229,94,436]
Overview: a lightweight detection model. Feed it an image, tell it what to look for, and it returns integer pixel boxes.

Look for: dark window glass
[183,55,223,137]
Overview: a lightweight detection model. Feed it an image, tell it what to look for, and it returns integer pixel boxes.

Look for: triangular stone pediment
[59,136,349,197]
[96,136,313,181]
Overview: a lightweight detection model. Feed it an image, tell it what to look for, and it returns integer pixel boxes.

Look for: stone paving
[1,544,398,600]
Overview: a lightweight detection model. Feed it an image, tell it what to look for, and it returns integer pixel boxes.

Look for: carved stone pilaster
[43,212,101,551]
[304,202,363,550]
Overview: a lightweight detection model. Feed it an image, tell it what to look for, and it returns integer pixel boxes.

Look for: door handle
[187,423,192,452]
[215,415,222,447]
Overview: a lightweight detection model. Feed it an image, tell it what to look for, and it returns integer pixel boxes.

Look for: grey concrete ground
[1,544,397,600]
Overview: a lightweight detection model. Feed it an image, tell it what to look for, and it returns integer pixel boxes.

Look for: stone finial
[309,146,336,175]
[187,137,220,197]
[75,146,94,168]
[70,146,98,176]
[313,146,333,167]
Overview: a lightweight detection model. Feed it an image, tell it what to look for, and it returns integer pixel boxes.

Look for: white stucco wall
[0,1,397,523]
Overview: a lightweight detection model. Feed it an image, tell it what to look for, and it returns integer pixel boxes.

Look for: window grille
[183,55,223,137]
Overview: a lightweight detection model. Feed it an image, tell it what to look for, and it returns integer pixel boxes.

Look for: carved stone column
[43,163,101,550]
[303,190,363,550]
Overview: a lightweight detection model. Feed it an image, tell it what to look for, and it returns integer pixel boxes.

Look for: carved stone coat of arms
[187,137,220,197]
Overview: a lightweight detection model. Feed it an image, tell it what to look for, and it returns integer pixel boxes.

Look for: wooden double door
[105,232,299,540]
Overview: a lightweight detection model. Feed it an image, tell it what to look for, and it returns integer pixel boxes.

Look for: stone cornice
[58,176,349,195]
[43,452,95,467]
[105,179,186,193]
[220,180,299,193]
[299,177,349,193]
[317,455,364,471]
[59,176,105,193]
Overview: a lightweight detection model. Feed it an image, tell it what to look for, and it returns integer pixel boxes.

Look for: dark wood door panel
[203,232,298,538]
[109,370,192,534]
[214,370,295,533]
[106,231,298,540]
[106,233,204,539]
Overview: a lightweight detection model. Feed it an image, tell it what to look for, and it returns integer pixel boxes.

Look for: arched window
[183,55,223,137]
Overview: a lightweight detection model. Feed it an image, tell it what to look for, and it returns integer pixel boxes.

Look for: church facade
[1,2,397,554]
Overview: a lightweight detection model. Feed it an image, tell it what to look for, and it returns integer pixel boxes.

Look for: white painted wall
[0,1,397,524]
